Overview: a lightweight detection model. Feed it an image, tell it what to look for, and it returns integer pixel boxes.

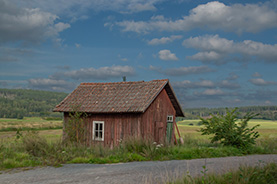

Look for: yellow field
[177,119,277,139]
[0,129,62,143]
[0,117,63,142]
[0,117,62,131]
[0,118,276,143]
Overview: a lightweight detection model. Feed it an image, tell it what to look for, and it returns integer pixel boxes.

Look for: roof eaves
[165,82,185,117]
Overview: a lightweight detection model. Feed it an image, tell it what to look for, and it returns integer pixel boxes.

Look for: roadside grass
[169,162,277,184]
[0,117,62,132]
[0,118,276,171]
[0,131,276,172]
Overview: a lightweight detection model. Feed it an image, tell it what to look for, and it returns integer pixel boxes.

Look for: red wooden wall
[63,88,176,147]
[141,88,176,143]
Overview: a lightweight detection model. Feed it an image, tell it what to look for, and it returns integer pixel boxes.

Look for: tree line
[182,106,277,120]
[0,88,67,119]
[1,88,277,120]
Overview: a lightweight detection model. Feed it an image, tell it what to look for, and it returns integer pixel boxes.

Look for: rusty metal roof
[53,79,184,116]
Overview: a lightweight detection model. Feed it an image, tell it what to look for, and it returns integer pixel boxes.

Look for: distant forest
[1,88,277,120]
[0,88,67,119]
[182,106,277,120]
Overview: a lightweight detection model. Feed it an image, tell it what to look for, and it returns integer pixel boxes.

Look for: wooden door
[155,121,164,143]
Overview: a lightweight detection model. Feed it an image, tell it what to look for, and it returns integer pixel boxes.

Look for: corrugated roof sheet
[53,79,184,116]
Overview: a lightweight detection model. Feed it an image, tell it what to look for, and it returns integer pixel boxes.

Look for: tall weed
[170,163,277,184]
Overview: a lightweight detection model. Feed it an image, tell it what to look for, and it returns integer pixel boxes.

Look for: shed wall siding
[142,88,176,143]
[63,113,142,147]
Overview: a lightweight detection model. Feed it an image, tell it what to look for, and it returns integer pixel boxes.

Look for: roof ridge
[80,79,168,85]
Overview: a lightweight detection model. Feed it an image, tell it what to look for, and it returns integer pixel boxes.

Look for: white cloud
[148,35,182,45]
[188,51,224,64]
[183,35,277,64]
[150,65,214,76]
[124,1,157,13]
[165,66,213,76]
[75,43,81,48]
[115,1,277,34]
[218,80,240,89]
[52,65,135,80]
[158,50,178,61]
[249,78,276,86]
[252,72,262,77]
[199,89,225,96]
[0,0,70,44]
[173,80,215,89]
[28,78,76,91]
[121,58,128,62]
[183,35,233,53]
[13,0,161,18]
[173,79,240,89]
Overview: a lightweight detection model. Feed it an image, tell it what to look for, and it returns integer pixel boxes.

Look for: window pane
[93,121,104,141]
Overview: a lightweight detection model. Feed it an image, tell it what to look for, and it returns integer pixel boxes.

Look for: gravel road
[1,154,276,184]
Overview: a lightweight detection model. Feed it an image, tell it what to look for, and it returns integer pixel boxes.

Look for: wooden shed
[54,79,184,147]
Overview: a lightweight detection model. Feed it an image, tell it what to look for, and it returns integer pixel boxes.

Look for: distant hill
[1,88,277,120]
[0,88,67,119]
[181,106,277,120]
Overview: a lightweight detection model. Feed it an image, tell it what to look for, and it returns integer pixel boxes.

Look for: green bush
[200,108,260,149]
[64,107,87,144]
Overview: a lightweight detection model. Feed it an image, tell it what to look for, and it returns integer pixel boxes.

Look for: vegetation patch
[200,108,260,149]
[0,130,276,171]
[0,117,62,132]
[0,88,67,119]
[170,162,277,184]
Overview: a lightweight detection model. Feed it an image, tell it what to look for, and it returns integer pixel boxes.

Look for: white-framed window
[167,115,173,122]
[93,121,104,141]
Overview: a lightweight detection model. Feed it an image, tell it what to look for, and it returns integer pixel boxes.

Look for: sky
[1,0,277,108]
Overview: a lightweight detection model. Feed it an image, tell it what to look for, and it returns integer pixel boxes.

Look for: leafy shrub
[64,108,87,144]
[200,108,260,149]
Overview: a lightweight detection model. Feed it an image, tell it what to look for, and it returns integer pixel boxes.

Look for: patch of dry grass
[0,129,62,143]
[0,117,62,131]
[177,119,277,140]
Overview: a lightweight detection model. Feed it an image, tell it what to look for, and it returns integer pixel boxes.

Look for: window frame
[167,115,173,123]
[93,121,104,141]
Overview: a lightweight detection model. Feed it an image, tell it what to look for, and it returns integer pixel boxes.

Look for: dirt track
[1,154,276,184]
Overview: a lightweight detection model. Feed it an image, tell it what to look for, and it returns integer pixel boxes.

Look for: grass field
[0,117,62,132]
[0,118,276,171]
[0,117,62,142]
[177,119,277,139]
[0,118,276,142]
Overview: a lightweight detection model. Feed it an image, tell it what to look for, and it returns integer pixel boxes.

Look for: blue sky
[1,0,277,108]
